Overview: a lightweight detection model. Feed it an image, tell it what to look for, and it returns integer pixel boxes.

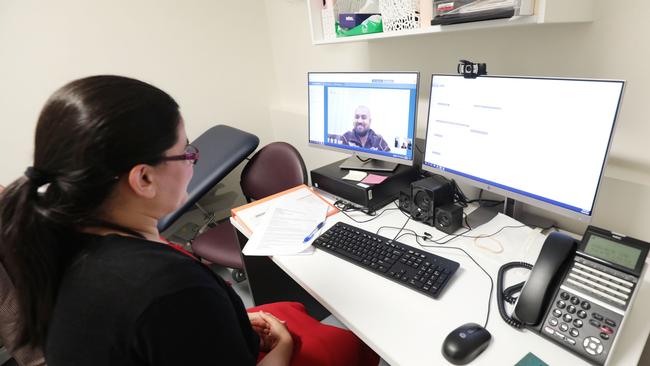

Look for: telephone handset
[514,232,577,325]
[499,226,649,365]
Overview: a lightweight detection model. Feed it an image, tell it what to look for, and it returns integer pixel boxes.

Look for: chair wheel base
[232,269,247,283]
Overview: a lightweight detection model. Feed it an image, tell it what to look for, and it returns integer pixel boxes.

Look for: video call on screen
[308,72,418,162]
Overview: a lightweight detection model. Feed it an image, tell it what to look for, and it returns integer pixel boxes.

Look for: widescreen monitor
[423,74,625,222]
[308,72,419,171]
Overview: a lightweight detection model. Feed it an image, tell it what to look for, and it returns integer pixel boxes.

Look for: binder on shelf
[231,184,339,236]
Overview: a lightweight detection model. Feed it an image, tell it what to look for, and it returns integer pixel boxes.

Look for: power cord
[334,199,400,223]
[336,193,543,330]
[392,216,411,240]
[394,231,494,329]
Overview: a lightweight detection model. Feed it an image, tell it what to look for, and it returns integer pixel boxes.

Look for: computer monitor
[308,72,419,171]
[422,74,625,223]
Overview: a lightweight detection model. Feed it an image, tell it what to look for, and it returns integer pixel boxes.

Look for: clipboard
[231,184,339,236]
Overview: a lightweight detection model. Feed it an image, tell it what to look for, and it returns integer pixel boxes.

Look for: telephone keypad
[530,235,647,366]
[569,328,580,337]
[543,286,623,365]
[567,305,576,314]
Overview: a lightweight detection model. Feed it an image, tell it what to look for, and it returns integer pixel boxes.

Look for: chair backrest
[240,142,307,202]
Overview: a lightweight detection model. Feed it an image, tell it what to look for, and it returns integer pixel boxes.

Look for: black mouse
[441,323,492,365]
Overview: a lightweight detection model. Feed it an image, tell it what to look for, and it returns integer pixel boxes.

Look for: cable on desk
[393,202,552,247]
[396,231,494,330]
[392,216,411,240]
[450,179,469,208]
[334,199,400,223]
[467,189,504,208]
[376,219,549,330]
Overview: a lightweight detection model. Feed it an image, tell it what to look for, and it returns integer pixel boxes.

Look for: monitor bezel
[307,71,420,167]
[421,74,626,223]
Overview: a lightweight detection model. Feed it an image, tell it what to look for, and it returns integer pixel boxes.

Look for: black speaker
[410,176,453,226]
[435,203,463,234]
[398,190,411,213]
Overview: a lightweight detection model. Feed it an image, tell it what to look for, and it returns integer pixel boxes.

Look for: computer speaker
[410,176,454,227]
[398,190,411,213]
[435,203,463,234]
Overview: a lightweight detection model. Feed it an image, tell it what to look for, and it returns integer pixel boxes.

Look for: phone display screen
[584,234,642,270]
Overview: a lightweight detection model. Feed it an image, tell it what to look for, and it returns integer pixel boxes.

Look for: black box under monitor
[311,159,419,213]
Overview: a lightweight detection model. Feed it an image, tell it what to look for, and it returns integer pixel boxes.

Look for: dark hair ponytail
[0,75,181,347]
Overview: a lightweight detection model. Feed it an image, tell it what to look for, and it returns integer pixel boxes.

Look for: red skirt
[248,302,379,366]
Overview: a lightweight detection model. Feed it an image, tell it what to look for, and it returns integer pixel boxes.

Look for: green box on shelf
[335,15,383,37]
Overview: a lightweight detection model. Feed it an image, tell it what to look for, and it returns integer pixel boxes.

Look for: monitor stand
[505,198,555,229]
[339,155,397,172]
[466,198,555,230]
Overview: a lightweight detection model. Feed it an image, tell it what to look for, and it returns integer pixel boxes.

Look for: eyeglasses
[159,144,200,166]
[354,114,369,120]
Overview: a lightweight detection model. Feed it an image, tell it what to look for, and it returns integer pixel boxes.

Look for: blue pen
[303,221,326,243]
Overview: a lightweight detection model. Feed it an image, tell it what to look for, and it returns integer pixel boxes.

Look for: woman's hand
[249,312,272,350]
[249,311,292,352]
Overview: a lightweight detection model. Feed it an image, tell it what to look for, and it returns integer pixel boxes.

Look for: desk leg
[236,230,330,321]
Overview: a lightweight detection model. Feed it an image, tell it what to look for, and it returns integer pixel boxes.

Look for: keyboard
[313,222,460,299]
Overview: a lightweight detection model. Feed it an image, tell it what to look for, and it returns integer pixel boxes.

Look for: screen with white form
[308,72,418,163]
[423,75,624,218]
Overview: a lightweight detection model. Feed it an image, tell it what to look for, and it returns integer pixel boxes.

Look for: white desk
[232,202,650,366]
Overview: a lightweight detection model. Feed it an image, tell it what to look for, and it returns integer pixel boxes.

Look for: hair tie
[24,166,52,187]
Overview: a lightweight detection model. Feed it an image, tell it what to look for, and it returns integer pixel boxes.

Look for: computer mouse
[441,323,492,365]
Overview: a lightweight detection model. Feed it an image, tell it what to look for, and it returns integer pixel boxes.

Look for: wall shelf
[307,0,594,45]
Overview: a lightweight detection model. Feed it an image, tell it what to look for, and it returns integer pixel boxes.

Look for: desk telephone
[498,226,649,365]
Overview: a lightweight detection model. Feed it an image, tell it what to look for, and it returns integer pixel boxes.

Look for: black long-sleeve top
[46,233,259,365]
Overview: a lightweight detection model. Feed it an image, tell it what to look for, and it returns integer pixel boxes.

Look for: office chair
[191,142,308,281]
[240,141,308,202]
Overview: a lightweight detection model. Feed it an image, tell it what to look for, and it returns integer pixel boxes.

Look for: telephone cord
[497,261,533,329]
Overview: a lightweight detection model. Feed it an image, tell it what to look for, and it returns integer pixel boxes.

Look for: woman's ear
[127,164,156,199]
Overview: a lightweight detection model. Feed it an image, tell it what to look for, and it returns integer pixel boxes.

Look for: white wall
[0,0,647,242]
[0,0,275,184]
[263,0,650,241]
[0,0,649,361]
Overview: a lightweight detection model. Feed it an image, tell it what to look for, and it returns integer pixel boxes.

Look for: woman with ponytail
[0,76,295,365]
[0,76,379,366]
[0,184,45,366]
